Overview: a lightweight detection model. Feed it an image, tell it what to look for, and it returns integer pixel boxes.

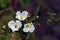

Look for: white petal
[23,28,29,32]
[8,20,15,29]
[29,24,35,33]
[22,11,28,16]
[16,15,23,20]
[16,11,22,20]
[16,15,24,20]
[22,11,28,20]
[16,11,21,16]
[16,20,22,28]
[12,28,19,32]
[15,15,19,19]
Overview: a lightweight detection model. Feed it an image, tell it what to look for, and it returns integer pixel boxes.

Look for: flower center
[20,16,23,20]
[25,25,29,28]
[15,25,18,28]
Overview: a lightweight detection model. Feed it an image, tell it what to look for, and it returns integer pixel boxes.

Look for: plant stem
[32,2,40,20]
[26,33,30,40]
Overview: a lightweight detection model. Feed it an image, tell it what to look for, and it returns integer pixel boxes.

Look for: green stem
[53,18,60,21]
[26,33,30,40]
[32,2,40,20]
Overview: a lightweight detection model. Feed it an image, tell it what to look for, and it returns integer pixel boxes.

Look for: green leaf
[0,0,9,8]
[1,36,8,40]
[20,0,30,5]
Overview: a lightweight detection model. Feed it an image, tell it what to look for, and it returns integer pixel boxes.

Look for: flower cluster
[8,11,35,33]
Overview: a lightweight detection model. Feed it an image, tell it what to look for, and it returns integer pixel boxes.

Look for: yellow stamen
[15,25,18,28]
[20,16,23,20]
[25,25,29,28]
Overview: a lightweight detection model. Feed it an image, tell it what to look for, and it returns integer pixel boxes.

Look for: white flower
[23,23,35,33]
[8,20,22,32]
[16,11,28,20]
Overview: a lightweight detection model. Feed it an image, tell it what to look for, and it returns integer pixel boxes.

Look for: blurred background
[0,0,60,40]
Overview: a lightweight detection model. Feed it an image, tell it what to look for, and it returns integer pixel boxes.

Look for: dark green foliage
[0,0,9,8]
[1,35,8,40]
[20,0,30,6]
